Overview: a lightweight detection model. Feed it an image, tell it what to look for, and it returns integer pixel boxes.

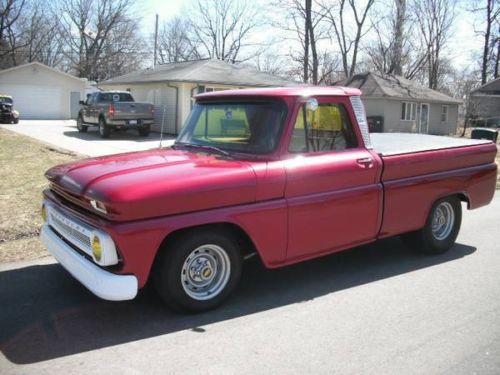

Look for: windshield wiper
[173,142,232,158]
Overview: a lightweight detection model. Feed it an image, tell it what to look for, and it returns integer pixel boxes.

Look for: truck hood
[46,148,257,221]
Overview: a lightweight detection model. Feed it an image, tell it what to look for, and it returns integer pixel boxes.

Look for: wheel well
[153,223,258,269]
[455,193,470,209]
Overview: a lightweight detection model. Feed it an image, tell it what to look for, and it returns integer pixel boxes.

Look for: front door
[284,97,383,262]
[419,103,429,133]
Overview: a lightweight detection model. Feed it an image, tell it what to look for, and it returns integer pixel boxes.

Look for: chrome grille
[48,207,93,256]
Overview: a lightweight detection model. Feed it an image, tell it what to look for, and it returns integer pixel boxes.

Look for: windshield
[0,96,13,104]
[176,101,287,154]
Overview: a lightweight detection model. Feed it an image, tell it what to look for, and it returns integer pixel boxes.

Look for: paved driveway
[0,120,175,157]
[1,194,499,374]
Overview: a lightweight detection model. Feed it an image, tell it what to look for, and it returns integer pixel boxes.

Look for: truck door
[84,93,96,124]
[284,96,382,262]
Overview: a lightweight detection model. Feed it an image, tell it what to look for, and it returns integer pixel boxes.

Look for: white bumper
[40,224,138,301]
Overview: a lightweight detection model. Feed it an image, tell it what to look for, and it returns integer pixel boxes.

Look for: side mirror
[79,100,86,105]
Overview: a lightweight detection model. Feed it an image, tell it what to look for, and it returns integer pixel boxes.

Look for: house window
[441,105,448,122]
[401,102,417,121]
[204,87,230,93]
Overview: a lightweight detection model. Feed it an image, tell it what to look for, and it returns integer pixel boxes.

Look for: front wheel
[99,117,110,138]
[76,115,88,133]
[154,230,242,312]
[401,196,462,255]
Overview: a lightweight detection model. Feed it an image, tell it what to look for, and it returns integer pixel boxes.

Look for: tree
[58,0,144,81]
[16,3,65,67]
[274,0,330,84]
[188,0,264,63]
[321,0,376,78]
[472,0,499,83]
[0,0,25,67]
[413,0,456,90]
[156,17,199,64]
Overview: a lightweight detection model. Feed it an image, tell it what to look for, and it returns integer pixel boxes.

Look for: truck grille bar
[48,207,94,257]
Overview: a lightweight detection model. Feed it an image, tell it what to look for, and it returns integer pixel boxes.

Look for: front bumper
[40,224,138,301]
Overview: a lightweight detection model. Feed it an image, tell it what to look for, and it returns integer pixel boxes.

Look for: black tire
[154,229,243,312]
[12,117,19,124]
[76,115,88,133]
[138,124,150,137]
[401,196,462,255]
[99,117,110,138]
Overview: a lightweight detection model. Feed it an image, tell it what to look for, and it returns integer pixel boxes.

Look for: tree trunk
[481,0,492,85]
[391,0,406,76]
[303,0,311,83]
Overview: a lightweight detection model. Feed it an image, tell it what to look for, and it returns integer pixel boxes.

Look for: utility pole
[154,13,159,67]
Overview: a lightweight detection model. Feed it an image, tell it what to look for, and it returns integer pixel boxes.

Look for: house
[338,72,462,135]
[101,58,296,134]
[0,62,86,120]
[469,77,500,127]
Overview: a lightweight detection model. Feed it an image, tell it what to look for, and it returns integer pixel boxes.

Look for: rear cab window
[98,93,134,102]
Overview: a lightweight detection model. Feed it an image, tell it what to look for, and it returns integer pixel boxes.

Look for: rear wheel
[154,230,242,312]
[76,115,88,133]
[99,117,110,138]
[138,124,150,137]
[401,196,462,255]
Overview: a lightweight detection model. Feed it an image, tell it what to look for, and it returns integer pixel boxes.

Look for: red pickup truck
[40,87,498,312]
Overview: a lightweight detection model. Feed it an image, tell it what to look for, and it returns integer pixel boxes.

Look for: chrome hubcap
[181,244,230,301]
[431,202,454,240]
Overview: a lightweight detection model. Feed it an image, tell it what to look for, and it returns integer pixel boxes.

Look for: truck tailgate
[113,102,153,119]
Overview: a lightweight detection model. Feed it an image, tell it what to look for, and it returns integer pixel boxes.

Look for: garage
[0,62,86,120]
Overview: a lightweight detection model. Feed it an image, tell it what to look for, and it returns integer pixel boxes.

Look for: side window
[289,103,358,153]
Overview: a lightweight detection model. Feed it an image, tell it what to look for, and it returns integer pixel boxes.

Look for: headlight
[12,110,19,118]
[91,235,102,261]
[41,204,47,223]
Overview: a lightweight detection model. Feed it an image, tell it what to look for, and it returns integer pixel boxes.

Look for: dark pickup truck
[77,91,154,138]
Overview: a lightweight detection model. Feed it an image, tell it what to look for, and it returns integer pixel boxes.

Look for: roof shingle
[337,72,462,104]
[103,59,297,87]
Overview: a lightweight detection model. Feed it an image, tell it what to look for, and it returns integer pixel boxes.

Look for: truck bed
[370,133,491,156]
[373,133,497,239]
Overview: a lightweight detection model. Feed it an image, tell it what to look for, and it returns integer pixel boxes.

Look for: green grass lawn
[0,128,79,263]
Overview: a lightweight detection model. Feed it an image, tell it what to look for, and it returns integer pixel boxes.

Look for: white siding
[0,63,85,119]
[363,97,458,134]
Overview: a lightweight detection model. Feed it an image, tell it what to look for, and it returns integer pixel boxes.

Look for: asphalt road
[1,194,499,374]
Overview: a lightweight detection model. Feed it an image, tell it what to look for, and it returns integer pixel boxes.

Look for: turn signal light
[41,205,47,223]
[92,236,102,261]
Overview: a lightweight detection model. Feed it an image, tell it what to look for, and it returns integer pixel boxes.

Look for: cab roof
[195,86,362,99]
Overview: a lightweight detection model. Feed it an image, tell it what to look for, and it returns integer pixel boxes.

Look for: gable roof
[471,77,500,95]
[102,58,297,87]
[337,72,462,104]
[0,62,86,83]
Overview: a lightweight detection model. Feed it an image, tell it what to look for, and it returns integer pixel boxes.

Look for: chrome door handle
[356,157,373,168]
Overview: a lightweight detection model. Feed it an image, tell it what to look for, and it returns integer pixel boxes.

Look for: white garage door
[2,85,64,119]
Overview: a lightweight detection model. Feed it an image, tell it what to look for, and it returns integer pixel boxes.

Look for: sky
[131,0,487,72]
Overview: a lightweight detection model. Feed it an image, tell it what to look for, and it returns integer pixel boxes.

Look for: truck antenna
[159,105,166,148]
